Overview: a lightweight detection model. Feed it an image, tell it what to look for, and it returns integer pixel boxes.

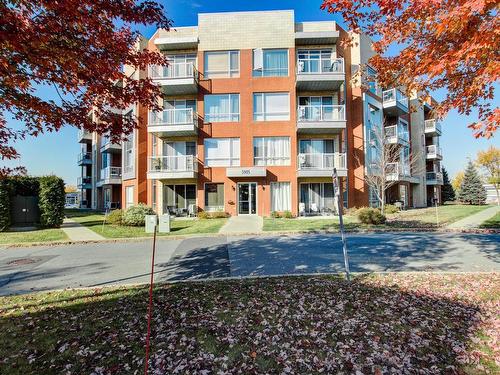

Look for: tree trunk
[495,184,499,206]
[381,188,385,215]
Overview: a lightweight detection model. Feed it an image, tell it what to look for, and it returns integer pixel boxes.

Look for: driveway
[0,232,498,295]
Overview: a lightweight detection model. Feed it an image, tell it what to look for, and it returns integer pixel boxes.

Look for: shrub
[270,211,282,218]
[0,179,12,231]
[211,210,229,219]
[38,176,65,228]
[197,211,210,220]
[283,210,293,219]
[107,209,123,225]
[357,207,386,225]
[122,204,155,226]
[344,206,360,216]
[384,204,399,214]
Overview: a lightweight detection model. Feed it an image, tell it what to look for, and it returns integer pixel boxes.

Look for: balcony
[426,145,443,160]
[297,152,347,178]
[296,57,345,91]
[382,88,409,115]
[150,62,199,95]
[100,137,122,153]
[385,124,409,145]
[77,176,92,189]
[424,119,442,136]
[77,152,92,166]
[78,129,92,144]
[97,166,122,187]
[426,171,444,185]
[386,162,414,182]
[147,155,198,180]
[297,105,346,134]
[148,108,198,137]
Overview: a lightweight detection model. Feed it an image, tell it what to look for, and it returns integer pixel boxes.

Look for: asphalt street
[0,232,498,295]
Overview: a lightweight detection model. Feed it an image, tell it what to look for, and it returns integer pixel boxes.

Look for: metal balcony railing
[382,88,409,110]
[149,62,198,80]
[426,145,443,158]
[100,166,122,180]
[297,105,346,122]
[77,176,92,187]
[385,124,409,144]
[386,162,411,177]
[77,152,92,164]
[426,171,444,183]
[298,152,346,170]
[424,119,442,134]
[297,57,344,74]
[149,108,197,126]
[148,155,198,173]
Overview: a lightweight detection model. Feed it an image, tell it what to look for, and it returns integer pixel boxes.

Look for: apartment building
[77,10,443,214]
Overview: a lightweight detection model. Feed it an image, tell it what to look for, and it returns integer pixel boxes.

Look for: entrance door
[238,183,257,215]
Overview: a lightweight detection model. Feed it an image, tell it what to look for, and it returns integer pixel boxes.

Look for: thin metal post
[434,196,440,227]
[333,168,350,281]
[144,224,157,375]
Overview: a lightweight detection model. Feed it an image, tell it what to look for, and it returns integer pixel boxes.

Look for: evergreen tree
[441,168,455,202]
[457,161,487,205]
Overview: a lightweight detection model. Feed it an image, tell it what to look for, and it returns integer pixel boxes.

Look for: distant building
[65,192,80,209]
[484,184,499,205]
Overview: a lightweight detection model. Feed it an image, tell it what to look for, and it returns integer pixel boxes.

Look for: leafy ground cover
[0,228,67,245]
[65,210,227,239]
[1,273,498,374]
[480,212,500,229]
[263,204,491,232]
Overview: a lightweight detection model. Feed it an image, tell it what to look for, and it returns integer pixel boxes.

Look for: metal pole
[434,196,440,227]
[144,224,157,375]
[333,168,351,281]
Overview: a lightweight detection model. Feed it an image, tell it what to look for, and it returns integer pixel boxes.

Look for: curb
[1,227,498,249]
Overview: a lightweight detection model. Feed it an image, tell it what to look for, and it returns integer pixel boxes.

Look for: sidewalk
[61,218,105,241]
[446,205,500,230]
[219,216,263,234]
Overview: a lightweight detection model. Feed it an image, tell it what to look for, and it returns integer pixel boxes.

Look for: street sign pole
[333,168,351,281]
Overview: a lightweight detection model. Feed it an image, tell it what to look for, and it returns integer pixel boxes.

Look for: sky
[4,0,499,185]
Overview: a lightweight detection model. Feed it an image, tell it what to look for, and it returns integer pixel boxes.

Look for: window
[204,94,239,122]
[204,138,240,167]
[253,137,290,166]
[164,184,196,214]
[165,54,196,78]
[297,49,340,74]
[101,153,109,169]
[204,51,239,78]
[253,49,288,77]
[271,182,291,212]
[205,183,224,211]
[253,93,290,121]
[125,186,134,209]
[162,141,196,171]
[163,99,196,124]
[298,96,338,121]
[152,181,157,212]
[123,131,134,174]
[299,183,336,215]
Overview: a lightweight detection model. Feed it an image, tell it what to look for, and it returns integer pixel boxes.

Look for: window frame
[253,92,290,121]
[204,183,225,212]
[252,48,289,77]
[253,137,291,166]
[204,138,240,167]
[204,50,240,79]
[204,94,240,123]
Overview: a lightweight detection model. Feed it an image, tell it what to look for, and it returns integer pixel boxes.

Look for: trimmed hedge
[357,207,386,225]
[0,179,11,231]
[39,176,66,228]
[123,204,155,226]
[107,209,123,225]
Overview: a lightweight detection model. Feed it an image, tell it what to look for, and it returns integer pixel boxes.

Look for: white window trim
[204,94,240,123]
[204,138,241,167]
[253,92,290,121]
[253,137,291,166]
[204,182,225,212]
[252,49,289,77]
[204,50,240,78]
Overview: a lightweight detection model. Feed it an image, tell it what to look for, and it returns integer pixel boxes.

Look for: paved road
[0,232,498,295]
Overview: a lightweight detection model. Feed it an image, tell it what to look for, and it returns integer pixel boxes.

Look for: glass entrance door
[238,183,257,215]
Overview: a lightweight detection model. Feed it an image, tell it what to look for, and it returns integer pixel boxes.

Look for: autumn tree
[321,0,499,137]
[452,171,465,193]
[476,146,500,205]
[0,0,172,176]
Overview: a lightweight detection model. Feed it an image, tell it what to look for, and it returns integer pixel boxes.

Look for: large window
[253,93,290,121]
[299,183,335,215]
[205,183,224,212]
[164,184,196,215]
[123,131,134,175]
[253,49,288,77]
[204,51,239,78]
[204,94,240,122]
[162,99,196,124]
[204,138,240,167]
[297,49,339,74]
[271,182,291,212]
[253,137,290,166]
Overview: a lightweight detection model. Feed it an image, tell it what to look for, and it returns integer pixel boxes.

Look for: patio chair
[299,203,306,217]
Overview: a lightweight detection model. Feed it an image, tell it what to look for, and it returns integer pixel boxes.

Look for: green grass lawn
[1,273,497,374]
[263,216,360,231]
[388,204,491,226]
[480,211,500,228]
[66,210,227,238]
[0,228,67,245]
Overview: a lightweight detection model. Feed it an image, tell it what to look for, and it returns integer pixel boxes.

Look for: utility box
[145,215,157,233]
[158,214,171,233]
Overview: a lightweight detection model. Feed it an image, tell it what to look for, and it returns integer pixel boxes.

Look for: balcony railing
[77,152,92,164]
[150,62,198,80]
[100,166,122,180]
[78,129,92,141]
[386,162,411,178]
[385,124,409,144]
[426,145,443,158]
[426,172,444,183]
[424,119,442,135]
[77,176,92,187]
[297,105,346,122]
[149,108,197,126]
[382,88,409,110]
[148,155,198,173]
[297,57,344,74]
[298,152,346,170]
